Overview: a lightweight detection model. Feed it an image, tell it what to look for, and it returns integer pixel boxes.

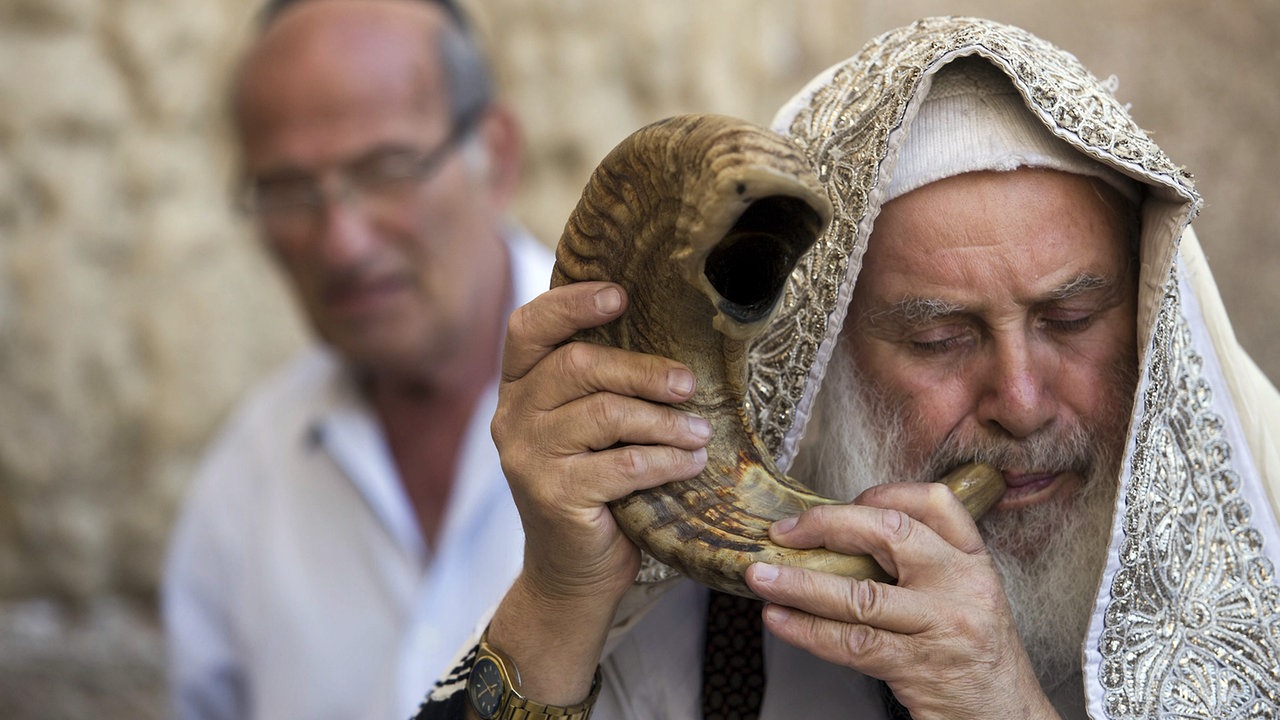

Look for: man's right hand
[484,281,711,705]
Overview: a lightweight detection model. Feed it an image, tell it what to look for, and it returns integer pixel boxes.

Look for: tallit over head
[880,56,1140,205]
[755,16,1280,719]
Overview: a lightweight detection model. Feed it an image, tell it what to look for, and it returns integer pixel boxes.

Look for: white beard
[789,346,1130,688]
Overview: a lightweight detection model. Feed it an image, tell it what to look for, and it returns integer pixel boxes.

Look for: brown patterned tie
[701,590,766,720]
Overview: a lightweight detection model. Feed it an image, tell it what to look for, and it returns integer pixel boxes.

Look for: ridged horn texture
[551,114,1004,598]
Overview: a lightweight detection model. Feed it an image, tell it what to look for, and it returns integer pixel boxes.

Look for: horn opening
[704,195,823,324]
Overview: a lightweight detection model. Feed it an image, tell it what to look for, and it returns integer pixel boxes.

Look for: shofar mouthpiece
[552,113,1004,598]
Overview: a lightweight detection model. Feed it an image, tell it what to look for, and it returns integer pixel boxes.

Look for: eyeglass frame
[235,103,488,233]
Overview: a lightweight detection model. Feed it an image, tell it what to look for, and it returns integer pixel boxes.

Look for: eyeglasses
[239,111,481,241]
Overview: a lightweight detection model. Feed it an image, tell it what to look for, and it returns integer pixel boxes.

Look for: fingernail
[686,414,712,440]
[772,516,798,535]
[691,447,708,467]
[752,562,779,583]
[594,287,622,314]
[763,603,790,625]
[668,369,694,395]
[883,509,904,534]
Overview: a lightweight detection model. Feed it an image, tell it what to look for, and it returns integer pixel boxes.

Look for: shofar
[551,113,1003,598]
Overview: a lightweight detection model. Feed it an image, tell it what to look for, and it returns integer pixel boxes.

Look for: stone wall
[0,0,1275,716]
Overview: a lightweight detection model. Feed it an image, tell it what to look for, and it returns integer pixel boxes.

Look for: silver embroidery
[1101,278,1280,718]
[750,16,1197,464]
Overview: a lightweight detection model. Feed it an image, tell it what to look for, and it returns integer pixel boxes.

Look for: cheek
[1057,340,1136,429]
[1053,301,1139,419]
[851,343,971,458]
[400,182,490,266]
[270,249,327,303]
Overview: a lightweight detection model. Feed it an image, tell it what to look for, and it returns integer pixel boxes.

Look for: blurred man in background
[161,1,552,718]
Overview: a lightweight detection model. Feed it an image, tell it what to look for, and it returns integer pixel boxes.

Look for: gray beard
[789,347,1130,690]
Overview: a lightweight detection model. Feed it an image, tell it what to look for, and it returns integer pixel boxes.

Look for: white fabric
[591,580,891,720]
[884,58,1140,205]
[162,229,554,720]
[1178,227,1280,514]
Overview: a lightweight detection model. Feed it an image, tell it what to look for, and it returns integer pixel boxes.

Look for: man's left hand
[744,481,1060,720]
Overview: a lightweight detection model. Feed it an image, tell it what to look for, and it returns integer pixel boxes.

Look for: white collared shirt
[162,230,553,720]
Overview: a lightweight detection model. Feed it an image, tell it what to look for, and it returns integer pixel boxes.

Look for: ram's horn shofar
[551,114,1005,598]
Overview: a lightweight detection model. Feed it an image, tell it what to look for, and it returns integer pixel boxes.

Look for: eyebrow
[862,272,1115,328]
[864,297,965,327]
[1042,272,1111,301]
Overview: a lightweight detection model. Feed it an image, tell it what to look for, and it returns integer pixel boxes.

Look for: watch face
[468,656,505,719]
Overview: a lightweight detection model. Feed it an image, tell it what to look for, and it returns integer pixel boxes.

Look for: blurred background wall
[0,0,1275,716]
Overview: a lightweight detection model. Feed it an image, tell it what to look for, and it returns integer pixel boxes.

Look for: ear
[475,102,523,210]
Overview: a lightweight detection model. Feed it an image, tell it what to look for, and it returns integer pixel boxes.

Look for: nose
[974,333,1058,439]
[313,176,378,265]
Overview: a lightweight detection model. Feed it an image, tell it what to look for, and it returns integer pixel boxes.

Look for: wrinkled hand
[744,482,1059,720]
[492,281,712,606]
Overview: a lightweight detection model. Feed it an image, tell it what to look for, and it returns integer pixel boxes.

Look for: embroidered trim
[1100,276,1280,718]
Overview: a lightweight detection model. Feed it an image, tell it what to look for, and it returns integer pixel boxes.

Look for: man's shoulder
[240,344,340,411]
[171,346,347,539]
[194,346,342,472]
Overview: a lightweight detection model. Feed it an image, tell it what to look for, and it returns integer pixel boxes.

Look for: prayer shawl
[761,16,1280,719]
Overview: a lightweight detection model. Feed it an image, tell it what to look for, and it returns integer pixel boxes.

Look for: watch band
[499,679,600,720]
[469,628,602,720]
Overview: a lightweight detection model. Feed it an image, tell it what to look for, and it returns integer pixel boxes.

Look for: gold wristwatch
[466,628,602,720]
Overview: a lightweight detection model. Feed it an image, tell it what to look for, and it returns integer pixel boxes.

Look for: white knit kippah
[884,57,1140,204]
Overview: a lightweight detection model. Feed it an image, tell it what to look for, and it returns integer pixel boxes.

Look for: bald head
[234,0,491,154]
[257,0,469,30]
